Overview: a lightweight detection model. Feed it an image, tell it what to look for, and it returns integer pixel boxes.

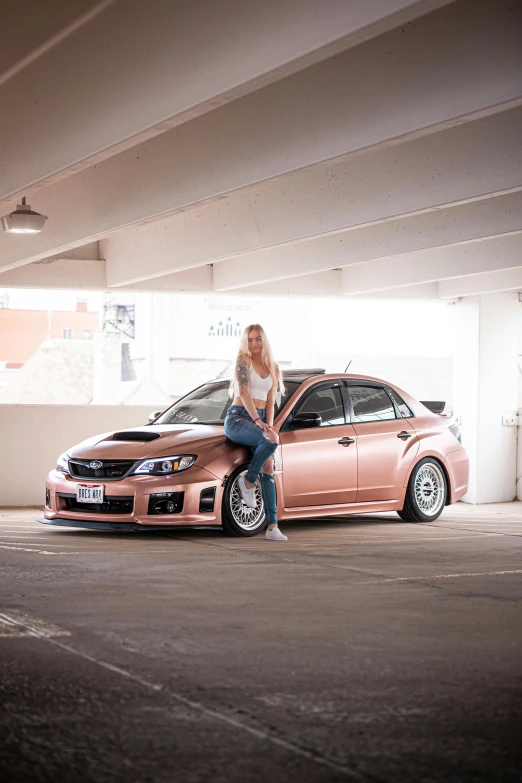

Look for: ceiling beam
[0,258,216,294]
[356,283,441,300]
[0,0,448,202]
[212,193,522,291]
[125,266,214,294]
[0,259,105,290]
[2,0,521,273]
[438,268,522,298]
[0,0,115,87]
[227,272,342,299]
[103,108,522,287]
[128,267,343,297]
[341,234,522,295]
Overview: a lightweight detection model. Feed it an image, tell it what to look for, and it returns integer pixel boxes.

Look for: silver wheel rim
[230,472,266,531]
[414,462,445,517]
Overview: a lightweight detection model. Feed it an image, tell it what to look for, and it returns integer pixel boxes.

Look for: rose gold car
[41,370,469,536]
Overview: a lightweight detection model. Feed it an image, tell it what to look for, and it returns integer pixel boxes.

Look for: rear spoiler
[420,400,446,415]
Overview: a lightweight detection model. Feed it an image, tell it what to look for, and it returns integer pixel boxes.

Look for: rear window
[348,385,396,423]
[387,388,414,418]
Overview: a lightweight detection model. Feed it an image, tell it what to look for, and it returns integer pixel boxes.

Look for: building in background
[0,297,98,368]
[0,298,100,401]
[0,288,455,408]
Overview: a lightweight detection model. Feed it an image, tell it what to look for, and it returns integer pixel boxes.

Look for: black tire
[398,457,447,523]
[221,465,267,537]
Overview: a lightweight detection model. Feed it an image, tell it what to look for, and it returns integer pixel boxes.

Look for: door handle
[397,431,412,440]
[338,437,355,446]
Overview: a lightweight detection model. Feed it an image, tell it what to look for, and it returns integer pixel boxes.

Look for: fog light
[148,492,184,515]
[45,488,51,507]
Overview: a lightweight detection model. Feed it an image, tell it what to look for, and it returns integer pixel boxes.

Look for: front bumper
[43,466,223,527]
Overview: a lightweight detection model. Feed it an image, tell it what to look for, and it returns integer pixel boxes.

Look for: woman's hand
[256,419,271,431]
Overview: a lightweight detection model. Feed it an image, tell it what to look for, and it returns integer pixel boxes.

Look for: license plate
[76,484,104,503]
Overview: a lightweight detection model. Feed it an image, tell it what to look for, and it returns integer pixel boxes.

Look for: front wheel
[398,458,447,523]
[221,467,266,537]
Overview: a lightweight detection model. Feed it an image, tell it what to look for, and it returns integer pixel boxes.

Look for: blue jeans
[224,405,278,526]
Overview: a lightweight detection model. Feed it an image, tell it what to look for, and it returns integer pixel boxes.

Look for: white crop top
[234,364,273,401]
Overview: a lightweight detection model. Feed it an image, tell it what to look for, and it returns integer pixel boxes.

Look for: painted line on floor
[357,568,522,585]
[205,534,498,550]
[427,523,522,538]
[0,544,250,557]
[433,522,522,529]
[0,539,108,547]
[0,543,69,555]
[0,610,71,638]
[0,608,370,779]
[23,635,366,780]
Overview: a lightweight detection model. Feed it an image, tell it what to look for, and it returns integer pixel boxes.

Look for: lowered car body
[41,371,469,535]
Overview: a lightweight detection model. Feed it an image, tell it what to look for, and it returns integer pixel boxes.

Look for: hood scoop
[111,431,161,442]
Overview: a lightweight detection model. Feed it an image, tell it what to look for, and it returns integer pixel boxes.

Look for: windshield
[153,380,301,426]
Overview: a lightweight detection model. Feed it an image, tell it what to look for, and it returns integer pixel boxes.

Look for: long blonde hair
[230,324,285,397]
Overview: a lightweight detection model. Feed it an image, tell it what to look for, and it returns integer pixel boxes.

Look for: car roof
[210,368,327,385]
[212,369,404,387]
[282,368,326,383]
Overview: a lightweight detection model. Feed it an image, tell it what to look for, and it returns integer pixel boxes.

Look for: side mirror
[291,412,322,429]
[148,410,162,424]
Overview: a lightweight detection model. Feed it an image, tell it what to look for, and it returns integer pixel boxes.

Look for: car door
[346,382,419,502]
[279,381,358,507]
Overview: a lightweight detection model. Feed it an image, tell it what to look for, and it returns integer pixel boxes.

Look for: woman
[224,324,288,541]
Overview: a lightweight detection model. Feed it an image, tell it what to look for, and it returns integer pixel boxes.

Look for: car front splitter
[37,517,217,532]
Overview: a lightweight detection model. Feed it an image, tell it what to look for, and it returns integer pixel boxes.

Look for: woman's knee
[263,430,279,446]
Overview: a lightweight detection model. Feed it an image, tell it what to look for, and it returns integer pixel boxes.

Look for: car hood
[68,424,227,461]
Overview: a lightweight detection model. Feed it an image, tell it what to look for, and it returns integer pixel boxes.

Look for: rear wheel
[221,466,266,537]
[398,458,447,523]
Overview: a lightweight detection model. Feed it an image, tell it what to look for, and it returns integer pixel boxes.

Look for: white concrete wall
[453,293,520,504]
[0,404,156,506]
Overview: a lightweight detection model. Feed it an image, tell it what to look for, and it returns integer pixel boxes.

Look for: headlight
[132,455,196,476]
[56,453,69,473]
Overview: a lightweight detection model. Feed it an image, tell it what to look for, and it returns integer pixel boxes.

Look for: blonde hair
[230,324,285,397]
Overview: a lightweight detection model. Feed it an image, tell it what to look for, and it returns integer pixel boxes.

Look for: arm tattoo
[235,354,249,388]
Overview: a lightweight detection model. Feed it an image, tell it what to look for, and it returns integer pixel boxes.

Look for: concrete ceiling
[0,0,521,301]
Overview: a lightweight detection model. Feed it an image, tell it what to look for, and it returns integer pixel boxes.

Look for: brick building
[0,299,99,368]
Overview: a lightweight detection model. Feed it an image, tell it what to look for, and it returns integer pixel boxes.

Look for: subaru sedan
[41,370,469,536]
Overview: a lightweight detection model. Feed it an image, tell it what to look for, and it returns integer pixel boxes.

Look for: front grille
[59,493,134,514]
[68,459,136,480]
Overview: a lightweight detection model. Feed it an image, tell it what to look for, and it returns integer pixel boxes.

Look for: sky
[0,288,104,312]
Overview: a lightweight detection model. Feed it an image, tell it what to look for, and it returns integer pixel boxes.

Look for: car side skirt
[278,495,405,520]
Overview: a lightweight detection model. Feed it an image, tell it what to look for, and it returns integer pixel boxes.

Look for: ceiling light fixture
[1,197,48,234]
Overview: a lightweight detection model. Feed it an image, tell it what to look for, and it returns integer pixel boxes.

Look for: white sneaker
[237,474,256,509]
[265,527,288,541]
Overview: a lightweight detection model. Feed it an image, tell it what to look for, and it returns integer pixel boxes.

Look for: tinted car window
[296,386,345,427]
[387,388,414,418]
[157,383,231,425]
[349,386,396,423]
[276,381,301,415]
[154,380,301,425]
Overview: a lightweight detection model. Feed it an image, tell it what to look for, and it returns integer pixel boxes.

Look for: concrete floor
[0,504,521,783]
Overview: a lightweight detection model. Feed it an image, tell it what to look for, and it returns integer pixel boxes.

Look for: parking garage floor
[1,503,521,783]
